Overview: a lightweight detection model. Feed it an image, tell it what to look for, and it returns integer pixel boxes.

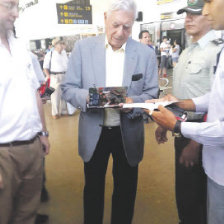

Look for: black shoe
[41,187,49,202]
[35,214,49,224]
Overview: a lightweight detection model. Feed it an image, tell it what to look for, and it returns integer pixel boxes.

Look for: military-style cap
[177,0,204,15]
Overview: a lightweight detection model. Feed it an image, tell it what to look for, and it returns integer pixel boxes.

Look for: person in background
[170,40,180,67]
[155,40,161,67]
[30,52,50,224]
[0,0,50,223]
[61,0,158,223]
[45,43,53,54]
[43,37,68,119]
[61,41,76,116]
[139,30,154,49]
[139,30,156,123]
[159,36,171,77]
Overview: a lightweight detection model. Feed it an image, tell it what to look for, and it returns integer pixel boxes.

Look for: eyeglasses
[0,1,19,11]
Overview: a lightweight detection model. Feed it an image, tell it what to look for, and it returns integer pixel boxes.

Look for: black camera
[41,87,55,99]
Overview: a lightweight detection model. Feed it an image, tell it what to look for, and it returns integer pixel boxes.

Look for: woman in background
[171,40,180,67]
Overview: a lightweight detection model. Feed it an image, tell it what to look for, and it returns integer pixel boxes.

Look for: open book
[123,101,187,121]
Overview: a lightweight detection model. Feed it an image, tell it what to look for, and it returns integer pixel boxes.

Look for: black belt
[0,135,38,147]
[101,126,120,130]
[50,72,65,75]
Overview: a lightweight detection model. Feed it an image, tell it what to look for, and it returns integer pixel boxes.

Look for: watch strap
[173,120,182,138]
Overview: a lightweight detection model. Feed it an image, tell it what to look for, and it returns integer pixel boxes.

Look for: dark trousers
[175,137,207,224]
[84,127,138,224]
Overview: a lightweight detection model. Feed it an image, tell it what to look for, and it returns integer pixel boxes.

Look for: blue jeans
[207,177,224,224]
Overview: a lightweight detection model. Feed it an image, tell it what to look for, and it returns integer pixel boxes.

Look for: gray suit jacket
[61,35,158,166]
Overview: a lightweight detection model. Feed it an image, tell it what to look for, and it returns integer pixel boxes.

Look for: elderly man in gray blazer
[61,0,158,223]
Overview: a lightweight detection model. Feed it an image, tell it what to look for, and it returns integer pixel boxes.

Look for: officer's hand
[179,140,200,168]
[145,94,178,104]
[155,126,168,144]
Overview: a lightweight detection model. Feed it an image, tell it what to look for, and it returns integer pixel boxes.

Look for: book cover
[87,87,127,108]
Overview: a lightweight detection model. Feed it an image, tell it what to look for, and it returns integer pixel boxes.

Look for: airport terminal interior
[38,75,179,224]
[8,0,223,223]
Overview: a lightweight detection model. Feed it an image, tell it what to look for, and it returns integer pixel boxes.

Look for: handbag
[39,78,51,97]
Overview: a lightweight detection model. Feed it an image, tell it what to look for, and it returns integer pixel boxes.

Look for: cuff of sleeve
[192,94,209,113]
[181,122,198,139]
[127,108,143,119]
[192,97,201,112]
[69,89,89,112]
[131,96,141,103]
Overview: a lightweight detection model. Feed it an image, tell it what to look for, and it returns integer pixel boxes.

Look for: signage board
[56,3,92,24]
[157,0,175,5]
[19,0,38,11]
[66,0,90,5]
[160,13,173,20]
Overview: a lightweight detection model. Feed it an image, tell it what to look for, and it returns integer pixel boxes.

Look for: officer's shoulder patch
[212,38,224,45]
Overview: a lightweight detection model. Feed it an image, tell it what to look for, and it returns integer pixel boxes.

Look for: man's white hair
[107,0,137,20]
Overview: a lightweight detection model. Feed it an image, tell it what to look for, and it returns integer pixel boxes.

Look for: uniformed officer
[155,0,223,223]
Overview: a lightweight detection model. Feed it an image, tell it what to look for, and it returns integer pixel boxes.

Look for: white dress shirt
[43,49,68,72]
[0,34,42,143]
[103,40,126,127]
[30,52,45,84]
[181,48,224,186]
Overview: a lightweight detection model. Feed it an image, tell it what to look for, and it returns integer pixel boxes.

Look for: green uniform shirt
[173,30,223,120]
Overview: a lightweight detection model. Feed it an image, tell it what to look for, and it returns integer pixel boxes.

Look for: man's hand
[144,94,179,115]
[155,126,168,144]
[145,94,179,104]
[86,95,89,104]
[151,105,177,131]
[41,97,48,104]
[0,172,3,189]
[120,97,133,113]
[179,140,201,168]
[40,136,50,155]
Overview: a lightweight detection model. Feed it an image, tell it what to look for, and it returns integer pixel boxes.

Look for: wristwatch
[38,131,49,137]
[172,120,182,138]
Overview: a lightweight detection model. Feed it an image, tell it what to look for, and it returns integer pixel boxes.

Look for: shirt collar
[197,30,216,49]
[105,36,126,52]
